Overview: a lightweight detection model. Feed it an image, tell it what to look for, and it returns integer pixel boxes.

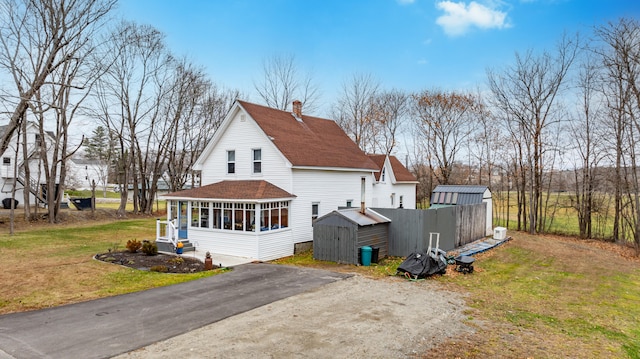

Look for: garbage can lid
[361,246,372,251]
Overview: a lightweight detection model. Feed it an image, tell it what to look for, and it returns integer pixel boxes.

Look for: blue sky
[118,0,639,116]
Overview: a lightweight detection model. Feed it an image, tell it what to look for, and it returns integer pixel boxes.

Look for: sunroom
[158,180,297,261]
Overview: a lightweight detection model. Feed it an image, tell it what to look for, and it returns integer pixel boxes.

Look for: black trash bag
[2,198,18,209]
[397,251,447,279]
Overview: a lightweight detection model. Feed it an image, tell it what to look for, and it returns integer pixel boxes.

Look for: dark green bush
[141,241,158,256]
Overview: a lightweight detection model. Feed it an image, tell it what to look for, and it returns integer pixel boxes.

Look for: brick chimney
[292,100,302,119]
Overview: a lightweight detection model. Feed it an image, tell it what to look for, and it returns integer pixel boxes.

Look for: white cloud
[435,1,510,37]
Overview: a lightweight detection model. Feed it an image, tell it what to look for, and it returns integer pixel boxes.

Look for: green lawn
[492,191,617,239]
[433,232,640,358]
[2,216,638,358]
[0,218,219,314]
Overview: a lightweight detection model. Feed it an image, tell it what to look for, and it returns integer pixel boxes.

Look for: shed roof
[432,185,489,194]
[431,185,490,206]
[316,208,390,227]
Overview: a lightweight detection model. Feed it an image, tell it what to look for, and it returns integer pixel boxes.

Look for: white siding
[189,228,259,258]
[290,169,375,244]
[200,110,293,190]
[187,227,293,261]
[393,183,417,209]
[371,161,416,210]
[257,230,294,260]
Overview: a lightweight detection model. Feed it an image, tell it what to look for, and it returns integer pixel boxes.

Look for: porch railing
[156,219,178,248]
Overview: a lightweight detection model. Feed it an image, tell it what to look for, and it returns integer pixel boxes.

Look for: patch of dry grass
[0,216,218,315]
[425,232,640,358]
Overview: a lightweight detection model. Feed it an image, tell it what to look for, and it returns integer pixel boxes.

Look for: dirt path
[117,275,471,359]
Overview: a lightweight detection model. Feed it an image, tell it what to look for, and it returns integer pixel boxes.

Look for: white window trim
[227,150,236,174]
[252,148,262,174]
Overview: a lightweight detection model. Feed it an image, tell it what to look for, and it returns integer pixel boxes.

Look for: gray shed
[313,208,390,265]
[431,185,493,235]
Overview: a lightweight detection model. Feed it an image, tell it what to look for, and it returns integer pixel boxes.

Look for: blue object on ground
[361,246,372,266]
[457,237,511,257]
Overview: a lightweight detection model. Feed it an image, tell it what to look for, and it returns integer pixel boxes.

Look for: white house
[0,122,53,206]
[1,122,104,207]
[159,100,417,261]
[65,158,109,190]
[368,154,418,209]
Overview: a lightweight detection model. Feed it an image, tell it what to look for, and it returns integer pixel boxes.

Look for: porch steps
[180,240,196,252]
[156,240,195,253]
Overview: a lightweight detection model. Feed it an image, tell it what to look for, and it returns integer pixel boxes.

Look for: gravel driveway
[117,275,471,359]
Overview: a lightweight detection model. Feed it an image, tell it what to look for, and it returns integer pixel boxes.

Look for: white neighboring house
[0,122,54,206]
[368,154,419,209]
[66,158,109,191]
[158,100,417,261]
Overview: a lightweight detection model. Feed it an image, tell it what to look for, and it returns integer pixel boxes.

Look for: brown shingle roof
[163,180,296,200]
[237,100,378,170]
[367,154,417,182]
[368,155,386,181]
[388,155,417,182]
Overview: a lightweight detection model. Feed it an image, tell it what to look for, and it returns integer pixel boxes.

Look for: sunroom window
[188,201,289,232]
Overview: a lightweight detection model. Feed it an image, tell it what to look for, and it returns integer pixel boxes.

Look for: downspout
[360,177,366,214]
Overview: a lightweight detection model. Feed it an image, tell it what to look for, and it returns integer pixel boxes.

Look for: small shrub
[141,241,158,256]
[107,242,120,253]
[150,265,167,272]
[168,257,184,265]
[126,239,142,253]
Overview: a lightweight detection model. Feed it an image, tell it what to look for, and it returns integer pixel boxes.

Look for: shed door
[333,226,356,264]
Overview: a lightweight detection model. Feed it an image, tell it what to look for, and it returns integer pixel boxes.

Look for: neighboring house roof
[163,180,296,201]
[0,123,55,142]
[368,154,417,183]
[70,158,104,166]
[237,100,378,171]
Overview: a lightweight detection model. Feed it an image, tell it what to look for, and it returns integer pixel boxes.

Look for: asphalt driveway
[0,263,350,359]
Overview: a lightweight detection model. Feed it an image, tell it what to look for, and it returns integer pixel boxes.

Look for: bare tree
[595,18,640,250]
[413,89,482,185]
[94,21,170,217]
[165,74,239,192]
[487,34,579,234]
[332,73,380,152]
[368,89,410,155]
[569,55,606,239]
[254,54,321,113]
[0,0,115,156]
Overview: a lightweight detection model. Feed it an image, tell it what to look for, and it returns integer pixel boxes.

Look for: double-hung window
[253,149,262,174]
[227,150,235,174]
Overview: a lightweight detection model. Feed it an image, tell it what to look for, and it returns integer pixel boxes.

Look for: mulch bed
[95,251,216,273]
